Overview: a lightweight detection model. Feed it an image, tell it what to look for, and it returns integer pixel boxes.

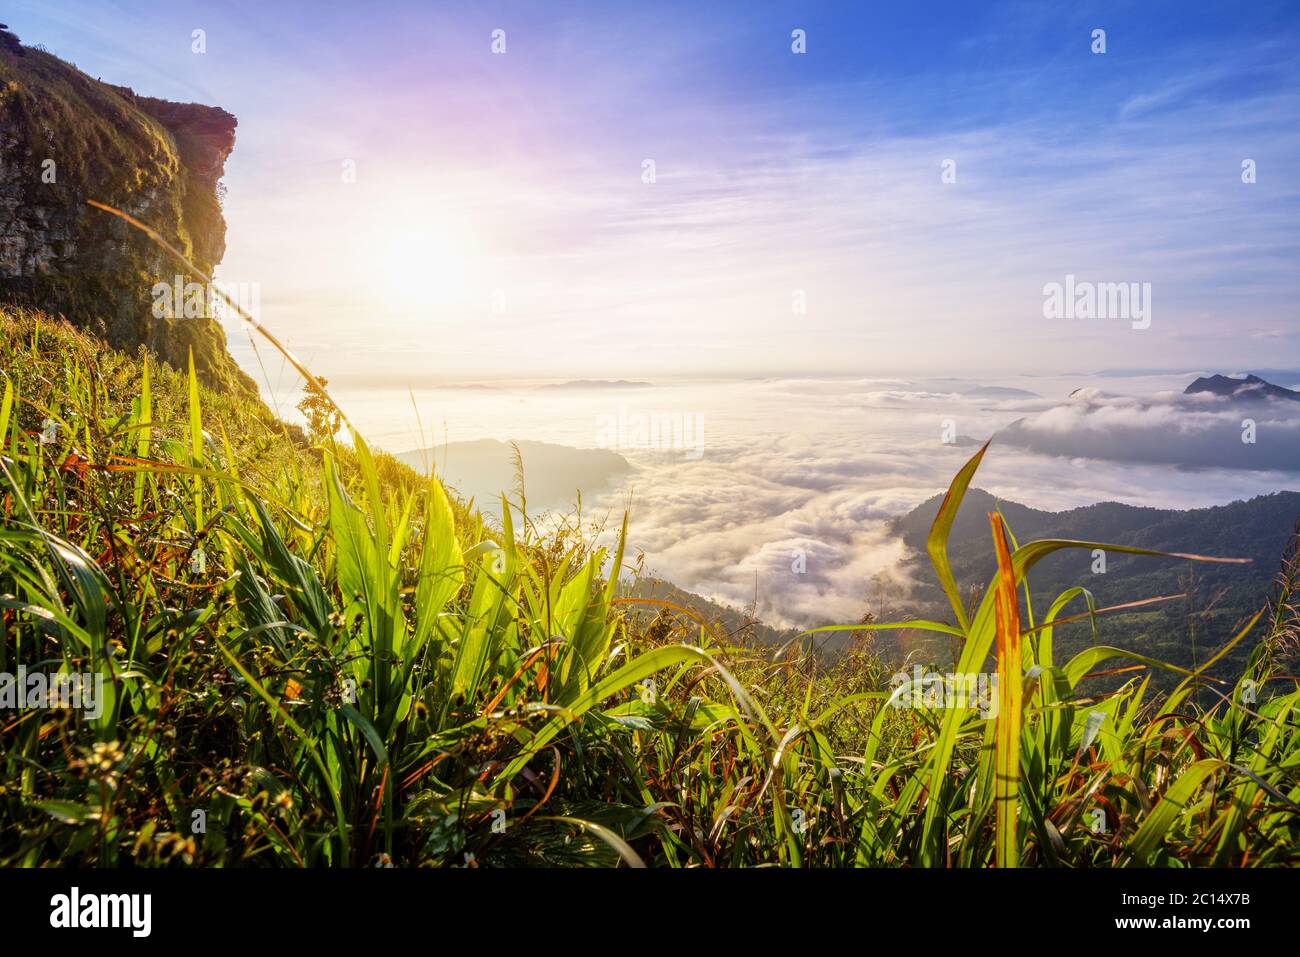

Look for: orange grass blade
[991,511,1022,868]
[86,199,350,432]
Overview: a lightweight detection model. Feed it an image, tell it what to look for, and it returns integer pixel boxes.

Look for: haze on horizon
[9,0,1300,388]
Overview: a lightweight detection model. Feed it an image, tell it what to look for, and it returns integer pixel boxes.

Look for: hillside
[890,487,1300,684]
[625,576,796,647]
[0,25,251,392]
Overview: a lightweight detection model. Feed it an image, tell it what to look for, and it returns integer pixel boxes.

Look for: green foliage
[1,306,1298,868]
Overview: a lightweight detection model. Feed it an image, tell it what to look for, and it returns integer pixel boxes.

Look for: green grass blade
[926,440,989,632]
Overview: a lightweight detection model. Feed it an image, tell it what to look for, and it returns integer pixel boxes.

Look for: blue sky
[8,1,1300,383]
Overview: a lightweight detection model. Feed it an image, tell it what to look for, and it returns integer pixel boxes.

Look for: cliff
[0,25,253,391]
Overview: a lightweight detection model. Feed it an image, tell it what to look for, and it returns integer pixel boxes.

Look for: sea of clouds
[336,374,1300,629]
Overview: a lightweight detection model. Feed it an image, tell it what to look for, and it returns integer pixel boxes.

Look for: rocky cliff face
[0,25,253,391]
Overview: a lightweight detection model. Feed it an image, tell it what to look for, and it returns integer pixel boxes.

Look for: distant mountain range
[535,379,654,391]
[885,487,1300,687]
[1185,373,1300,401]
[955,385,1041,399]
[997,372,1300,471]
[892,487,1299,602]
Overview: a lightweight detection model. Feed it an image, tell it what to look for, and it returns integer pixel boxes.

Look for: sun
[357,197,486,317]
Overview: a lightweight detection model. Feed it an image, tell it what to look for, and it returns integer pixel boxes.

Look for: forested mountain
[886,488,1300,688]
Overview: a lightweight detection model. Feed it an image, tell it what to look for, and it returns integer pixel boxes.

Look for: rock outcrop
[0,25,253,391]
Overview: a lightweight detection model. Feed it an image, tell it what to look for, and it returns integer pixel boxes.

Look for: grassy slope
[0,42,179,199]
[2,306,1299,867]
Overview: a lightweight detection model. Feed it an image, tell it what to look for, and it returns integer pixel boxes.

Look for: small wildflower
[92,741,124,768]
[71,741,125,787]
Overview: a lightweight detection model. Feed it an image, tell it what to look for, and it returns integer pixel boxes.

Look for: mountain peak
[1184,373,1300,401]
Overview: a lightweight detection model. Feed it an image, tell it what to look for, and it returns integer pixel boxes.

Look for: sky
[8,0,1300,385]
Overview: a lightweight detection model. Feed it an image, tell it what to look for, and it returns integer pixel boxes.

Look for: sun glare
[355,192,487,317]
